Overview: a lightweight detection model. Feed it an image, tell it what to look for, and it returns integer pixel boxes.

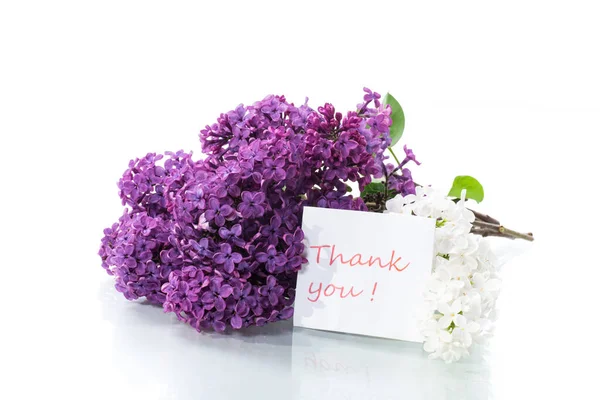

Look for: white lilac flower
[448,236,479,271]
[387,186,501,363]
[422,320,452,353]
[472,272,501,295]
[453,319,481,347]
[438,299,466,328]
[426,265,464,305]
[439,335,470,363]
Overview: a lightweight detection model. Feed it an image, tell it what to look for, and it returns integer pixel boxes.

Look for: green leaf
[360,182,385,197]
[382,92,405,147]
[448,176,485,203]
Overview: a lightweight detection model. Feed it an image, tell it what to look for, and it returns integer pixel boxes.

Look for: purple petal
[275,170,286,181]
[181,299,192,312]
[238,203,250,217]
[241,191,252,202]
[254,192,266,203]
[201,292,215,304]
[242,283,252,296]
[268,292,279,306]
[218,227,231,239]
[214,252,226,264]
[192,307,205,320]
[219,284,234,298]
[268,310,280,322]
[220,204,233,215]
[231,224,242,236]
[213,320,226,332]
[274,255,287,266]
[215,297,226,312]
[224,260,235,274]
[230,315,243,329]
[208,197,219,210]
[279,307,294,320]
[235,301,250,317]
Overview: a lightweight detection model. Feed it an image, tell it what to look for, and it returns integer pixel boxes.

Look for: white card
[294,206,436,342]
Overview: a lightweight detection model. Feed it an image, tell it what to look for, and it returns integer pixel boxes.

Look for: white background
[1,1,598,399]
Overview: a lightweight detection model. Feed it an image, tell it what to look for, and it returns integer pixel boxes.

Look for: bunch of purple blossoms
[99,152,194,304]
[99,88,421,332]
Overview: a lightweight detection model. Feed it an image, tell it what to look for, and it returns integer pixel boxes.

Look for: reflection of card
[294,206,435,342]
[291,327,491,400]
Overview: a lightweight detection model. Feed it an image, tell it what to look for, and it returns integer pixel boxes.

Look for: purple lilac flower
[259,214,282,246]
[262,158,286,180]
[201,278,234,312]
[218,224,245,247]
[213,243,243,274]
[199,310,226,332]
[258,276,285,306]
[255,245,287,274]
[189,237,213,258]
[233,282,257,310]
[230,301,250,329]
[400,144,421,167]
[238,191,266,218]
[204,197,234,226]
[362,87,381,108]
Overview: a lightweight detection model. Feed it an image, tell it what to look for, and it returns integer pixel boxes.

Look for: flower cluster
[99,152,193,304]
[386,187,501,363]
[99,89,421,332]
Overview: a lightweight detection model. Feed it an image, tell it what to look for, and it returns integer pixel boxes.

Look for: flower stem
[472,220,534,241]
[382,163,390,201]
[388,147,402,166]
[469,209,500,225]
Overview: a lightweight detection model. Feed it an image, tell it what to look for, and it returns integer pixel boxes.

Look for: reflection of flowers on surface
[97,279,294,400]
[387,187,501,363]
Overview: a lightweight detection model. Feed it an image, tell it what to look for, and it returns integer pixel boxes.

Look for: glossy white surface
[1,2,598,399]
[4,191,595,400]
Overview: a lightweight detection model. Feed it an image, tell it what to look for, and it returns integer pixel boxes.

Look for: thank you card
[294,206,436,342]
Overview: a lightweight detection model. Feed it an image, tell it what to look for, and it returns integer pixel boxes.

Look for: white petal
[464,256,478,270]
[462,332,473,347]
[402,194,416,205]
[439,330,452,343]
[462,209,475,223]
[438,302,451,315]
[468,321,481,333]
[451,298,463,313]
[454,314,467,327]
[438,315,452,329]
[472,272,485,288]
[437,266,452,282]
[453,235,468,250]
[385,197,404,213]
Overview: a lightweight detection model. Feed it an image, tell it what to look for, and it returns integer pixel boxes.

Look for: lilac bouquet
[99,89,421,332]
